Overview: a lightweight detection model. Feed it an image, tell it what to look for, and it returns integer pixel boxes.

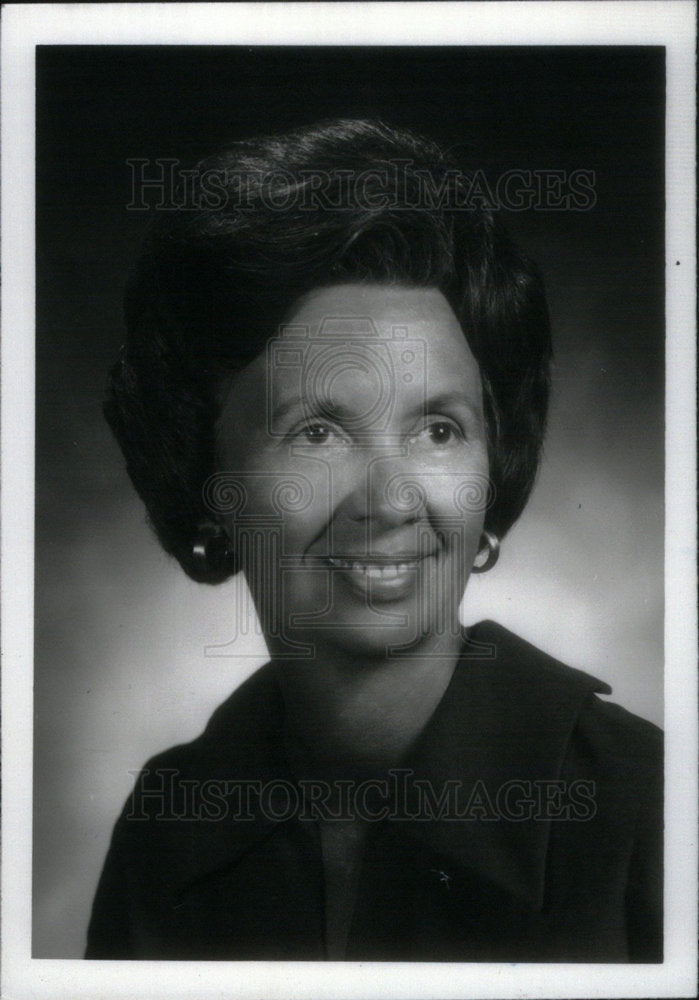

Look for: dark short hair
[106,118,551,582]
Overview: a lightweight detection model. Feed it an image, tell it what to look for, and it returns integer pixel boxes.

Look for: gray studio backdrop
[34,46,664,956]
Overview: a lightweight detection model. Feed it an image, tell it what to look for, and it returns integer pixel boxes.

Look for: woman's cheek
[268,457,335,560]
[426,446,489,513]
[425,460,489,572]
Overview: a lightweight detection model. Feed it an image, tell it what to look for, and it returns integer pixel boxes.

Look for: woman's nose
[338,448,426,526]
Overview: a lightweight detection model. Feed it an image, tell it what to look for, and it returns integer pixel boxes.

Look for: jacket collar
[397,620,611,909]
[163,620,610,910]
[155,662,291,900]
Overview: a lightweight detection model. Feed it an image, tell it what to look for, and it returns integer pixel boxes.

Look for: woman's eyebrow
[270,397,304,424]
[271,394,350,424]
[272,392,483,424]
[418,392,483,421]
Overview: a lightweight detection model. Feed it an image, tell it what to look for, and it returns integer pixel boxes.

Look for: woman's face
[214,284,490,659]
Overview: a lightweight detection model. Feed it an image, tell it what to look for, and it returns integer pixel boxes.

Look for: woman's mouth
[324,554,433,600]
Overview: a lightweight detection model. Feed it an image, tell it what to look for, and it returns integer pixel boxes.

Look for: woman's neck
[271,631,463,777]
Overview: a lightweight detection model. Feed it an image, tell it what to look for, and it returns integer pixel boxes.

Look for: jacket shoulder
[468,619,613,694]
[114,661,281,832]
[468,619,663,762]
[576,691,663,779]
[136,660,279,774]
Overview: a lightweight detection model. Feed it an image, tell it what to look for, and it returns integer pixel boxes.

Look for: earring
[191,522,236,579]
[472,530,500,574]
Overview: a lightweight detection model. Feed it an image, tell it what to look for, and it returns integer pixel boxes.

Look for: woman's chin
[282,603,463,661]
[251,553,467,660]
[285,625,434,662]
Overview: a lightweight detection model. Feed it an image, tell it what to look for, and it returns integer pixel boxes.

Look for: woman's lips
[323,553,435,601]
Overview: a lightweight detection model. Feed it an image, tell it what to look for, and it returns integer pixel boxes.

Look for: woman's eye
[427,422,454,444]
[417,420,462,447]
[288,419,351,447]
[297,422,333,444]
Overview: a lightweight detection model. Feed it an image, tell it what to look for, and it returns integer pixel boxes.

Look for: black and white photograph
[2,3,696,999]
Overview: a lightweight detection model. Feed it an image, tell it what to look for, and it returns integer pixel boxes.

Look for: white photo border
[2,2,696,998]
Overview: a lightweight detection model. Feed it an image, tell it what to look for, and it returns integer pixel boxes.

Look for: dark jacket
[86,621,663,962]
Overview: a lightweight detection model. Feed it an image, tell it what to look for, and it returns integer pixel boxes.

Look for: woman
[86,119,662,962]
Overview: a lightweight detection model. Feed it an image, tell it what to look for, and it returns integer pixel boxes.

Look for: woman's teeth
[327,557,420,578]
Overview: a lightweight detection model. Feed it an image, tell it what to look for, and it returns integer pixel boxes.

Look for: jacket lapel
[395,620,611,910]
[145,662,299,904]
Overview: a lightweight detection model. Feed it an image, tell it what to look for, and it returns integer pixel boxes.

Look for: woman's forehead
[218,283,483,431]
[277,282,482,385]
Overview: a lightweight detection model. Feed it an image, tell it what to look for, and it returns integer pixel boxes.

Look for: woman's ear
[190,520,238,582]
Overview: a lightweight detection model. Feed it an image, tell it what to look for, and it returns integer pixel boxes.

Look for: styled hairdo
[106,118,551,582]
